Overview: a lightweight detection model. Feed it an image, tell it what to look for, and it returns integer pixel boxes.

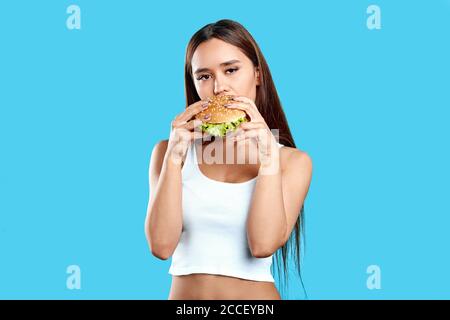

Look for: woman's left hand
[225,95,280,171]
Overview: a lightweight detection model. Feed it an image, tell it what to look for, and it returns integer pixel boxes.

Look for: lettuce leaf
[199,117,248,137]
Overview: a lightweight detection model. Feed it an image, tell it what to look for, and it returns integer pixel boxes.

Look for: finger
[230,96,260,113]
[226,126,244,137]
[196,112,212,123]
[239,121,266,130]
[172,118,188,128]
[234,134,257,149]
[173,112,206,129]
[223,101,258,121]
[177,123,211,141]
[177,128,197,141]
[233,128,268,142]
[182,118,204,131]
[232,130,251,142]
[230,96,265,121]
[177,99,211,123]
[230,96,255,106]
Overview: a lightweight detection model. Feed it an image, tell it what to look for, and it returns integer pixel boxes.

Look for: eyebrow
[193,59,242,74]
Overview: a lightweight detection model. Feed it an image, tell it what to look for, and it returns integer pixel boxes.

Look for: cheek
[236,71,258,96]
[194,80,209,96]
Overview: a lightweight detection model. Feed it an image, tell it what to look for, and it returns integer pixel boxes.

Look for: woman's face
[191,38,260,101]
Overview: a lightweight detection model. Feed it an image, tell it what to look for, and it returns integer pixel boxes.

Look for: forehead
[191,38,251,69]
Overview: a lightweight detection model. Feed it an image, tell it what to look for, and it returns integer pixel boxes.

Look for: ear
[255,67,261,86]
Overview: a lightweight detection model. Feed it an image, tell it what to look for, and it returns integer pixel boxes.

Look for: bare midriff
[168,274,281,300]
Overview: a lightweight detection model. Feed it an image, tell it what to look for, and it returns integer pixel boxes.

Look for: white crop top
[168,140,284,283]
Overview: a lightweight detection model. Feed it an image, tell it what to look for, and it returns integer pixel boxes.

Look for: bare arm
[216,95,314,258]
[144,98,211,260]
[144,140,184,260]
[247,148,313,258]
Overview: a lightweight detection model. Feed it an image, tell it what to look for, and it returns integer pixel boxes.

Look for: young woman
[145,19,313,300]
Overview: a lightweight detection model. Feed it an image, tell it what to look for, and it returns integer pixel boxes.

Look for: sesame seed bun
[195,95,247,124]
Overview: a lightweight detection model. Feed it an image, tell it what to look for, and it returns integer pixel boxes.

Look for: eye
[226,68,239,74]
[196,74,211,81]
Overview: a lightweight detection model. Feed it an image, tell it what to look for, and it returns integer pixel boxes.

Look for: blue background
[1,0,449,299]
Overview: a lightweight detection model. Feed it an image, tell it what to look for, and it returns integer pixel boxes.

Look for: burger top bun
[195,95,247,124]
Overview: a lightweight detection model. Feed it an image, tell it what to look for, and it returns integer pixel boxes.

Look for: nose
[213,74,230,96]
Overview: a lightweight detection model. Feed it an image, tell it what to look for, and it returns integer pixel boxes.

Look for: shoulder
[279,147,313,202]
[154,139,169,152]
[280,146,313,175]
[148,140,169,185]
[148,139,188,174]
[150,139,169,163]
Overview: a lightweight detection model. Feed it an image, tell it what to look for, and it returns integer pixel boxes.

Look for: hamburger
[195,95,248,137]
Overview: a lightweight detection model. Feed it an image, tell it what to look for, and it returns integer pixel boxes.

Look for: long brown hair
[184,19,306,299]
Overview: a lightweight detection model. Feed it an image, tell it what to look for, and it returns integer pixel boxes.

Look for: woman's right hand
[166,99,212,165]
